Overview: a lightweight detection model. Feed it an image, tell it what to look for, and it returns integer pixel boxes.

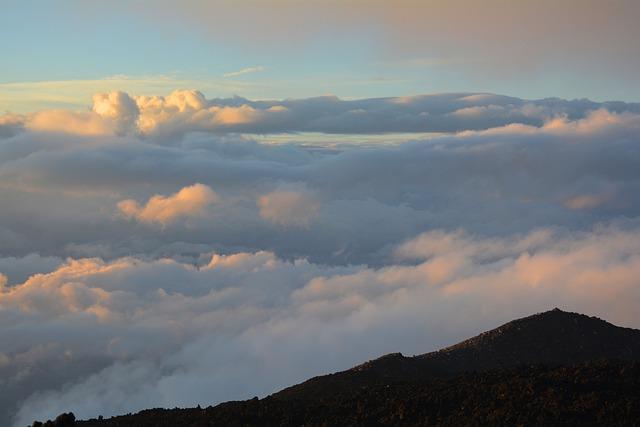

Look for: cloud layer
[3,91,639,139]
[1,90,640,425]
[5,226,640,426]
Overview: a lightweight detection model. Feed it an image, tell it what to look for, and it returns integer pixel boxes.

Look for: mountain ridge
[33,308,640,426]
[272,308,640,402]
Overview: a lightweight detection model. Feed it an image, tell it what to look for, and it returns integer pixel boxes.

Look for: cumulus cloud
[12,91,137,137]
[258,187,320,228]
[91,91,139,135]
[118,183,218,226]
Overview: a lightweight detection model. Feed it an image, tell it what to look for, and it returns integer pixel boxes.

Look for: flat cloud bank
[3,91,640,139]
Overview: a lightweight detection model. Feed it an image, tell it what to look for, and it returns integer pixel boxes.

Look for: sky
[2,0,640,112]
[2,1,640,426]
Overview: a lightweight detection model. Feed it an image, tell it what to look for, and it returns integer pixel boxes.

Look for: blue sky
[2,0,640,111]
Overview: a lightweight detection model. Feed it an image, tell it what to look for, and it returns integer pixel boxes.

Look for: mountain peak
[54,310,640,426]
[425,308,638,372]
[274,309,640,402]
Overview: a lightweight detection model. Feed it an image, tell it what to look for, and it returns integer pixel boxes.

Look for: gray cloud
[1,92,640,425]
[5,226,640,426]
[2,102,640,265]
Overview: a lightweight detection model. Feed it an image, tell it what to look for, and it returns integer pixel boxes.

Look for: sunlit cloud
[118,184,218,226]
[0,76,261,113]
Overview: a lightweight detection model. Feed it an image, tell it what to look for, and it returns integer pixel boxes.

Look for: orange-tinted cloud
[118,183,218,225]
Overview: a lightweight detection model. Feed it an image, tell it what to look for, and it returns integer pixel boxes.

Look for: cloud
[564,192,614,210]
[0,75,258,114]
[1,90,640,425]
[258,188,320,228]
[0,254,63,286]
[92,91,139,135]
[4,225,640,426]
[0,95,640,266]
[3,91,639,139]
[25,91,140,137]
[133,90,289,136]
[0,114,24,139]
[27,110,115,136]
[118,184,218,226]
[223,66,266,78]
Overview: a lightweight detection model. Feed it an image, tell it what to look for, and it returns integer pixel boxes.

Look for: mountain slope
[34,309,640,426]
[273,308,640,401]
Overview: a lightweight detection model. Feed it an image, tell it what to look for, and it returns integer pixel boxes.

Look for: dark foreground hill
[33,309,640,427]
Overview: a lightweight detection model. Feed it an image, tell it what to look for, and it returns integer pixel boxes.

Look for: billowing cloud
[118,184,218,226]
[3,225,640,426]
[22,91,138,137]
[91,91,139,135]
[0,90,640,425]
[258,188,320,228]
[0,95,639,266]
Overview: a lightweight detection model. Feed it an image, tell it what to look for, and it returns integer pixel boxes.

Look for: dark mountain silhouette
[32,309,640,426]
[273,308,640,402]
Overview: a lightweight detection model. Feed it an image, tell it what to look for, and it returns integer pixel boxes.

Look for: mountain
[34,309,640,426]
[273,308,640,402]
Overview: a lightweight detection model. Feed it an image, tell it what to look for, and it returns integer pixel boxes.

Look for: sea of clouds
[2,91,640,425]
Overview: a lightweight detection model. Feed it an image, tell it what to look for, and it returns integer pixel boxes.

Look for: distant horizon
[4,85,640,115]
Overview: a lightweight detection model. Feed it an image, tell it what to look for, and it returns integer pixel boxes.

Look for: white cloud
[92,91,139,135]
